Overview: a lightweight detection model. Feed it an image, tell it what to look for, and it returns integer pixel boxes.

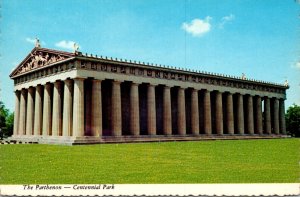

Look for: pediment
[10,47,74,78]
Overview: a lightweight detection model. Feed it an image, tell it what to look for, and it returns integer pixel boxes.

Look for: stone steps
[4,135,290,145]
[0,140,38,145]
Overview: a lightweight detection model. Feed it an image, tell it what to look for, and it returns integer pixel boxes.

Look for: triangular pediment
[10,47,75,78]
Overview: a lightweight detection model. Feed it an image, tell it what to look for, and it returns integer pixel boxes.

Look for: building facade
[10,47,288,144]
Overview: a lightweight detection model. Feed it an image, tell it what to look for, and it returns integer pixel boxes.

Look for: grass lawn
[0,138,299,184]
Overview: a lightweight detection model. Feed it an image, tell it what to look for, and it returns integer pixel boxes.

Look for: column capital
[131,82,140,86]
[64,78,73,82]
[21,88,27,94]
[92,79,102,83]
[64,79,73,86]
[73,77,85,81]
[54,80,62,84]
[112,80,123,84]
[53,80,62,88]
[236,92,245,96]
[35,84,43,88]
[28,86,35,92]
[148,83,157,87]
[45,82,52,85]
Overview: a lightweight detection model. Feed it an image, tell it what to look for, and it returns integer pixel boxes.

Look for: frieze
[14,61,75,85]
[147,70,152,77]
[130,68,135,74]
[111,65,117,72]
[120,66,126,74]
[155,71,161,78]
[91,63,97,70]
[78,60,285,93]
[138,68,144,75]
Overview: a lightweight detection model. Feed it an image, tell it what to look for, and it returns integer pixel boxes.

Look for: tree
[0,101,14,138]
[5,112,14,136]
[286,104,300,137]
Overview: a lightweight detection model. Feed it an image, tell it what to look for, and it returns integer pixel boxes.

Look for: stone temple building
[10,45,288,144]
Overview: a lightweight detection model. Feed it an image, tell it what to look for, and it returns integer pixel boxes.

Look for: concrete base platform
[8,134,290,145]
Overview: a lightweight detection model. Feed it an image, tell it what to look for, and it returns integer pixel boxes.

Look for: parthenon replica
[10,45,288,144]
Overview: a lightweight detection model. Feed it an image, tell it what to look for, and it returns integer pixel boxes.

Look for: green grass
[0,139,299,184]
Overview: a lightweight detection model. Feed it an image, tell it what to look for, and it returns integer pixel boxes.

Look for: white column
[62,79,73,137]
[264,97,271,134]
[91,79,102,137]
[255,96,263,135]
[130,82,140,136]
[178,87,186,135]
[273,98,280,134]
[204,90,212,135]
[18,89,27,135]
[226,93,234,135]
[215,91,223,135]
[163,86,172,135]
[191,89,199,135]
[247,95,254,134]
[147,84,156,135]
[13,91,20,136]
[279,99,286,134]
[111,80,122,136]
[25,87,34,136]
[52,81,62,136]
[42,83,52,136]
[237,94,244,134]
[34,85,43,136]
[73,78,85,137]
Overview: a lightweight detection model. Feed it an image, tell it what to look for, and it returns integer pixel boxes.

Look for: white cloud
[55,40,80,51]
[182,16,212,37]
[25,37,36,44]
[219,14,235,28]
[293,61,300,69]
[26,37,46,46]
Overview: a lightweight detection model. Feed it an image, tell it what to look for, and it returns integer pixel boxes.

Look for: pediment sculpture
[16,51,70,75]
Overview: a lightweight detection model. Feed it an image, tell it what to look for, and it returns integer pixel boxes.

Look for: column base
[6,134,291,145]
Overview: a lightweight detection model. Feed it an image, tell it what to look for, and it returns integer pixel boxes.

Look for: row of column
[13,79,287,138]
[210,92,286,135]
[13,78,89,137]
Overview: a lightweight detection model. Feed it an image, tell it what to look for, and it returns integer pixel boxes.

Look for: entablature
[11,48,288,97]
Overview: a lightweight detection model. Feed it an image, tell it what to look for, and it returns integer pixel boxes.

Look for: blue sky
[0,0,299,111]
